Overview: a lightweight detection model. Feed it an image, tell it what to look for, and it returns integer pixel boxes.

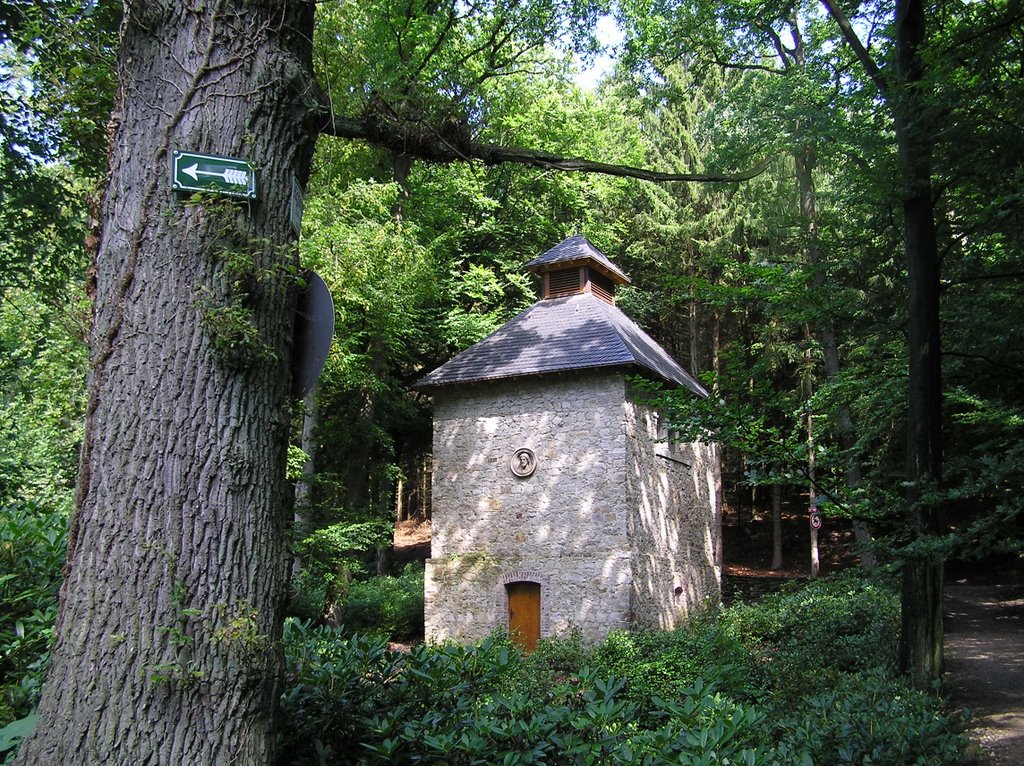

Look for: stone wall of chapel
[425,372,633,645]
[624,402,722,630]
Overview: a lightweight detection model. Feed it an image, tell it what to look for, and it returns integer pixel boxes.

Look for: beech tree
[820,0,944,687]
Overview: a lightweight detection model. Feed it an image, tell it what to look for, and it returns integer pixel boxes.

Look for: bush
[589,618,761,714]
[289,519,394,622]
[722,571,900,703]
[0,501,67,725]
[280,623,520,764]
[278,572,964,766]
[343,564,424,640]
[777,669,967,765]
[280,620,786,766]
[279,620,406,763]
[363,671,786,766]
[516,626,592,694]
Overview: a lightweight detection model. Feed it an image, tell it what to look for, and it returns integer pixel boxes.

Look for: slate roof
[524,235,631,285]
[413,293,707,396]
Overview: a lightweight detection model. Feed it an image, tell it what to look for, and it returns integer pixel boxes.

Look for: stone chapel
[414,235,722,650]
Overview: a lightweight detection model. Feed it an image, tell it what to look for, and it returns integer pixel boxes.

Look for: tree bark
[894,0,944,685]
[820,322,876,567]
[294,386,319,577]
[771,484,783,571]
[822,0,943,683]
[16,2,317,763]
[805,335,820,579]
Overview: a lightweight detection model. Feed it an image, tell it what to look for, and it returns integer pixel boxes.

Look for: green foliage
[0,713,37,762]
[0,288,87,511]
[520,626,593,687]
[279,573,964,766]
[778,671,966,766]
[0,210,84,734]
[1,1,117,298]
[280,626,782,766]
[314,0,606,133]
[590,620,761,713]
[286,444,311,483]
[279,626,521,764]
[198,300,276,368]
[194,207,301,369]
[343,564,425,640]
[280,623,405,762]
[0,502,66,724]
[291,520,394,622]
[297,178,436,523]
[723,573,900,703]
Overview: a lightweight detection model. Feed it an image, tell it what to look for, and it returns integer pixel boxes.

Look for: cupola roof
[524,234,630,286]
[415,237,705,395]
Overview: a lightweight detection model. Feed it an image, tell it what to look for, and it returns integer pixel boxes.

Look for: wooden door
[506,581,541,652]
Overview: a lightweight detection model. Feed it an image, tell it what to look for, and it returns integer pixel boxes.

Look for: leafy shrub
[289,519,394,622]
[279,620,406,762]
[723,572,900,702]
[280,620,786,766]
[279,572,963,766]
[777,669,967,765]
[0,501,67,724]
[280,623,520,764]
[517,626,592,695]
[343,564,424,640]
[594,621,760,707]
[363,672,786,766]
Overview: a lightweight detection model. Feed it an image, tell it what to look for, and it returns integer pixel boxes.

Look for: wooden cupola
[524,234,630,305]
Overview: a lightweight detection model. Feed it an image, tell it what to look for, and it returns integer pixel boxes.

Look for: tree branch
[319,113,773,183]
[819,0,889,97]
[943,351,1024,374]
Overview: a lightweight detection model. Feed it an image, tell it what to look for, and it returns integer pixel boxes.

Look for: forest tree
[10,0,1022,760]
[14,1,319,762]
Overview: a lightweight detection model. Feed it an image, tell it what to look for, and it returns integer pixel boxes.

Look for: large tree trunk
[820,0,944,686]
[16,2,317,763]
[893,0,944,686]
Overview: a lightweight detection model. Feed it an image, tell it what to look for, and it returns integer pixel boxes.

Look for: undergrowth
[278,571,967,765]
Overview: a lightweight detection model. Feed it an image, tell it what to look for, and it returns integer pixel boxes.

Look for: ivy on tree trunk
[15,2,318,763]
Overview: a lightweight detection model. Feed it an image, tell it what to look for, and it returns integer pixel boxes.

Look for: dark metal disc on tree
[292,270,335,398]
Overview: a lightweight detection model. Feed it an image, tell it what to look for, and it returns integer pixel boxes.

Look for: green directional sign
[171,150,257,199]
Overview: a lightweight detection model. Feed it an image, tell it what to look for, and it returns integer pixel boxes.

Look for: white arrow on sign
[181,163,249,186]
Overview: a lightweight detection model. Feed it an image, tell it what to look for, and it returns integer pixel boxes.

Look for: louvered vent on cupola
[524,235,631,305]
[545,268,584,298]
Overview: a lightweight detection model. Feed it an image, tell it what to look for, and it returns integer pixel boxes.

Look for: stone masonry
[424,370,721,645]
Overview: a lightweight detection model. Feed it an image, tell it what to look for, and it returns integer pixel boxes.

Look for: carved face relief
[510,448,537,478]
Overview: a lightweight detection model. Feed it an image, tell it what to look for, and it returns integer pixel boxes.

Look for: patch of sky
[573,14,623,91]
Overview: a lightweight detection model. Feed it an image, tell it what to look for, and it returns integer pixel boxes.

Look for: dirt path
[945,579,1024,765]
